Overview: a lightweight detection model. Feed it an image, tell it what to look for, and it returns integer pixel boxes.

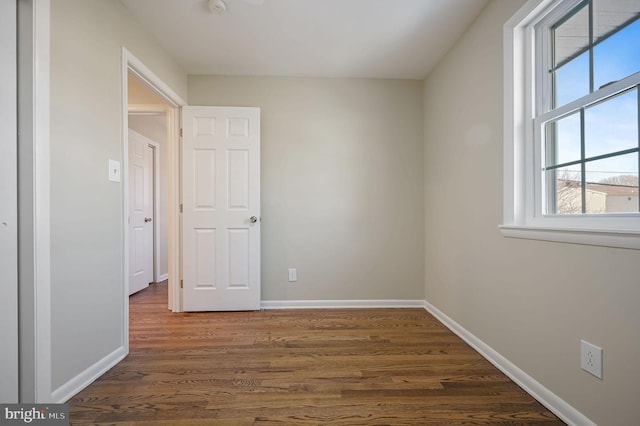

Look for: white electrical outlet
[288,268,297,282]
[581,340,603,379]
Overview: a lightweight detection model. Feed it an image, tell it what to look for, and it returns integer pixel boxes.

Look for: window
[502,0,640,249]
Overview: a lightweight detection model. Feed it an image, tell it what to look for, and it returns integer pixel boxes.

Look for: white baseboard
[261,299,426,310]
[51,345,127,403]
[157,273,168,282]
[423,301,595,426]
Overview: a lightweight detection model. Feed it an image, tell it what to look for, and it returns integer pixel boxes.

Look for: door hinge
[179,128,183,137]
[180,279,183,289]
[180,204,183,213]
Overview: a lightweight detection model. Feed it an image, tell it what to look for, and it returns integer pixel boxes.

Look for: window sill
[499,224,640,250]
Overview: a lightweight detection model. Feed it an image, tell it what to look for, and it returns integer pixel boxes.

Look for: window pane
[584,89,638,159]
[553,2,590,106]
[585,153,639,213]
[555,52,590,106]
[547,166,583,214]
[553,2,590,67]
[594,18,640,90]
[545,111,582,167]
[593,0,640,43]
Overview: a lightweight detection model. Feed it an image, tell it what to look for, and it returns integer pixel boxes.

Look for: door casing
[18,0,52,402]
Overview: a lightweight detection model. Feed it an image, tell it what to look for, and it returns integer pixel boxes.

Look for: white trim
[33,0,52,403]
[125,54,186,108]
[168,106,182,312]
[500,224,640,249]
[503,0,556,228]
[147,140,162,283]
[51,346,126,403]
[424,300,596,426]
[128,104,169,115]
[261,299,426,310]
[121,51,131,357]
[158,273,169,282]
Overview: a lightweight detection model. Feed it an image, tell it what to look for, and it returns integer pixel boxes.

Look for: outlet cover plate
[581,340,603,379]
[288,268,297,282]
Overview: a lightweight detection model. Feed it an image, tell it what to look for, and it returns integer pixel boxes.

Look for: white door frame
[122,48,186,322]
[147,140,161,282]
[128,109,165,283]
[20,0,52,402]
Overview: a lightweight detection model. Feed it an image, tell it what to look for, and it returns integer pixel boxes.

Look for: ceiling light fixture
[208,0,227,15]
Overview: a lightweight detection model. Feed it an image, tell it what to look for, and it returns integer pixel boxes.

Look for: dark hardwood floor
[68,282,564,425]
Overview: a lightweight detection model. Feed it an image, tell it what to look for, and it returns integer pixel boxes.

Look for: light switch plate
[108,159,121,182]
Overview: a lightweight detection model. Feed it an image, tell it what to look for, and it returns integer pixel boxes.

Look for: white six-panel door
[182,106,260,311]
[128,129,154,295]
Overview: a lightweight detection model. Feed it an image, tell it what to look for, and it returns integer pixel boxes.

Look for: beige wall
[128,74,168,105]
[50,0,186,391]
[423,0,640,424]
[189,76,425,301]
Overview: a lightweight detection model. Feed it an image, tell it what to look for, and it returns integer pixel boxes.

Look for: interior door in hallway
[182,106,261,311]
[128,129,154,295]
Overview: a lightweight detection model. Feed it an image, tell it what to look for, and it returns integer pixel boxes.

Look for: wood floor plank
[68,282,564,425]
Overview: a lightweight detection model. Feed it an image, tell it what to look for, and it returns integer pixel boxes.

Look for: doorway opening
[122,48,186,337]
[127,74,169,293]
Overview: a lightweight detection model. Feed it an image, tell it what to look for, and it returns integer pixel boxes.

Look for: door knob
[249,216,258,223]
[144,217,152,222]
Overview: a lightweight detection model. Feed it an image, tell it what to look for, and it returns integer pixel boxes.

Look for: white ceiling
[120,0,488,80]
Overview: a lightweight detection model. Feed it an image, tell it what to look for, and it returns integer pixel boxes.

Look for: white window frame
[501,0,640,250]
